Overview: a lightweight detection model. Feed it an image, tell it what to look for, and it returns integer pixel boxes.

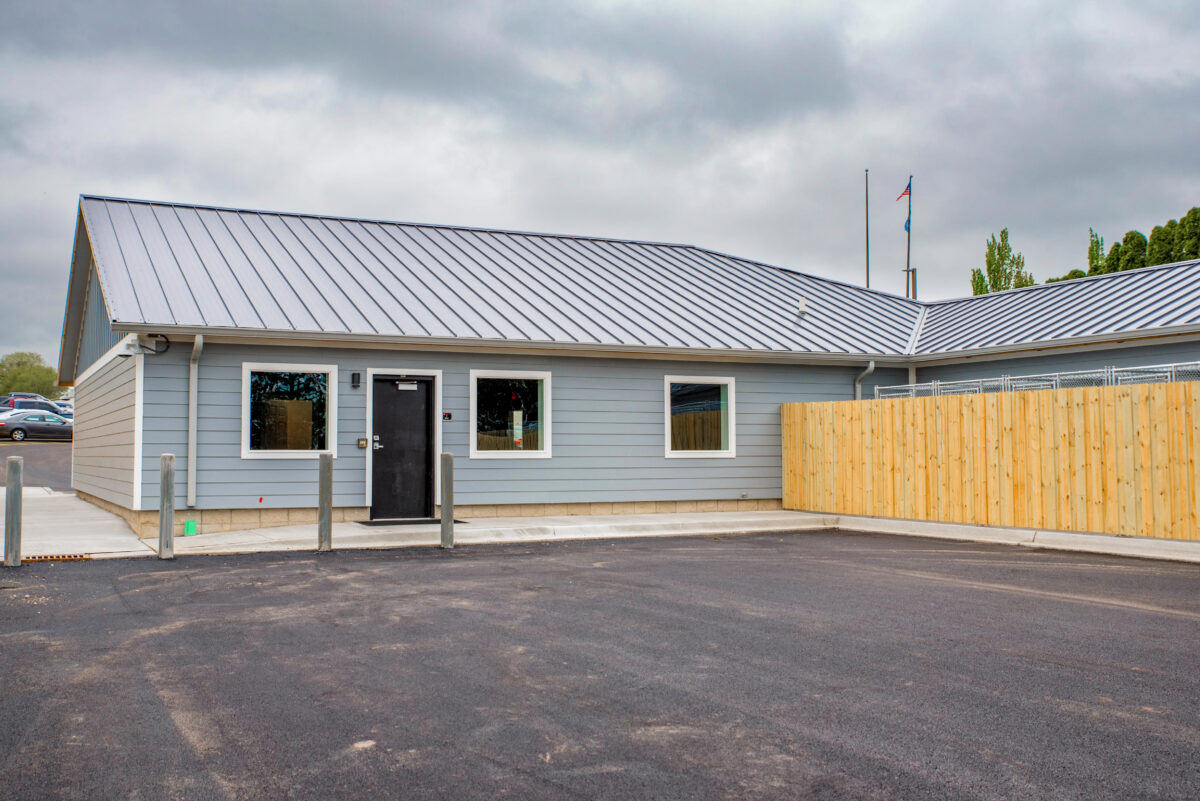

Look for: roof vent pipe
[797,297,807,316]
[854,360,876,400]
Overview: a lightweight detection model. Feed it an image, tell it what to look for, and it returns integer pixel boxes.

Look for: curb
[828,513,1200,564]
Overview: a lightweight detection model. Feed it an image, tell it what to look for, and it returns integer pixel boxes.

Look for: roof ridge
[81,194,927,308]
[79,193,702,251]
[904,305,929,355]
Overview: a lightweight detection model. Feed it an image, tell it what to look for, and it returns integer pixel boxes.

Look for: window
[664,375,735,458]
[469,370,551,459]
[241,363,338,459]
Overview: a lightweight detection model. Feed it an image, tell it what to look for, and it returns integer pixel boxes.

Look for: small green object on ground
[184,520,197,536]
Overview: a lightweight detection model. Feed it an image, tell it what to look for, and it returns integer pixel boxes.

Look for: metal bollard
[4,456,22,567]
[440,452,454,549]
[318,452,333,552]
[158,454,175,559]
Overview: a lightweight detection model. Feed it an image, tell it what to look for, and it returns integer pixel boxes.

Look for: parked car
[2,398,67,415]
[0,411,73,441]
[1,392,54,404]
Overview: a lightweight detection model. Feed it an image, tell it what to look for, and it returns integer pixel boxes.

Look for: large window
[469,370,551,459]
[664,375,735,458]
[241,363,338,459]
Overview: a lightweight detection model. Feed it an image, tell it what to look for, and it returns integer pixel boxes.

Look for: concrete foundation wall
[76,491,782,539]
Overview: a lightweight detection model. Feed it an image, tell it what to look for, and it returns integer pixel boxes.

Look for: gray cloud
[3,1,850,141]
[0,0,1198,363]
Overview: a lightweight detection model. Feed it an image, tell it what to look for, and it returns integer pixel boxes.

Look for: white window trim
[364,368,442,508]
[469,369,552,459]
[664,375,736,459]
[240,362,338,460]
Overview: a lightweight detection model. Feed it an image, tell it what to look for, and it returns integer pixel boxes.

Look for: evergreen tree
[1046,269,1086,284]
[970,228,1035,294]
[1119,230,1147,271]
[1146,220,1178,265]
[1102,242,1122,274]
[1086,228,1105,275]
[1178,207,1200,260]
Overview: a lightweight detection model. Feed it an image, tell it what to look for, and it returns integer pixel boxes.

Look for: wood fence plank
[1136,385,1154,537]
[1190,384,1200,540]
[987,393,1002,526]
[1075,386,1094,532]
[1151,385,1170,540]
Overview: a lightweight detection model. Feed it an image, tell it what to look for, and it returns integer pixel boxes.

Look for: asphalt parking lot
[0,441,71,490]
[2,531,1198,800]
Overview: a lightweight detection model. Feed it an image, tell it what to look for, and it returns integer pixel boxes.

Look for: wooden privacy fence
[782,381,1200,541]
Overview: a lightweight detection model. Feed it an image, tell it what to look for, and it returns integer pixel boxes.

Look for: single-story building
[57,195,1200,536]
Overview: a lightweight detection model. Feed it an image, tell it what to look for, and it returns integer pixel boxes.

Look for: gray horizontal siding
[73,353,137,506]
[141,343,899,509]
[915,339,1200,384]
[76,264,122,376]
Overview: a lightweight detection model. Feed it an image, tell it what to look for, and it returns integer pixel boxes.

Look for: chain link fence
[875,361,1200,399]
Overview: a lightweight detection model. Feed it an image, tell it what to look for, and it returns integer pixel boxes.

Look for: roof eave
[56,202,95,385]
[111,322,909,365]
[909,323,1200,365]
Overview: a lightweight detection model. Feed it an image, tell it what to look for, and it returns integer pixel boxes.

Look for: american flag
[896,180,911,201]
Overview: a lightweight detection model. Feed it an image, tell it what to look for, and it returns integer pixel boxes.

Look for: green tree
[0,352,63,399]
[1046,269,1086,284]
[1147,220,1177,266]
[970,228,1034,294]
[1178,207,1200,260]
[1086,228,1105,275]
[1119,230,1147,271]
[1102,241,1122,274]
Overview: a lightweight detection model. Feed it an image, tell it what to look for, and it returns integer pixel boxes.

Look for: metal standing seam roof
[75,195,922,356]
[67,195,1200,372]
[914,258,1200,355]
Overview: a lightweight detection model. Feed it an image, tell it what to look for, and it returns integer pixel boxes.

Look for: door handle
[373,443,384,450]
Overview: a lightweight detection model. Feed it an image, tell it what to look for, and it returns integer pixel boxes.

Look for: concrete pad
[0,487,154,560]
[3,488,1198,566]
[167,510,839,557]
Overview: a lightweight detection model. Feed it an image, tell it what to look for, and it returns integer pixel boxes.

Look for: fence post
[440,452,454,550]
[158,454,175,560]
[318,453,333,552]
[4,456,22,567]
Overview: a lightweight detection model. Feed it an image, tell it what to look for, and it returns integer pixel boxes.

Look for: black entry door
[371,376,434,519]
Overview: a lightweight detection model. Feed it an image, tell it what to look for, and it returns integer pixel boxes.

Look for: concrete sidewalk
[167,510,838,556]
[3,488,1200,565]
[0,487,155,559]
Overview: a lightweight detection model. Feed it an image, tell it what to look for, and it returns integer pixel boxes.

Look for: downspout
[854,360,876,400]
[187,335,203,508]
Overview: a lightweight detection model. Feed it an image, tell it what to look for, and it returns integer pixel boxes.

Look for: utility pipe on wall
[854,360,876,400]
[187,335,203,508]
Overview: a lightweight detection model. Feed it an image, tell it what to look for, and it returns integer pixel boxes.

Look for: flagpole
[864,169,870,288]
[905,174,913,299]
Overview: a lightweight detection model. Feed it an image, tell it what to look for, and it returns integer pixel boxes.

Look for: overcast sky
[2,0,1198,364]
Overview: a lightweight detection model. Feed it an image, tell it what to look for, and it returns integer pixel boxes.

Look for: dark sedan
[0,411,73,441]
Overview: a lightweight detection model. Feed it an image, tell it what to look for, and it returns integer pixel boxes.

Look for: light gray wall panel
[140,344,901,509]
[72,353,137,506]
[915,339,1200,384]
[75,264,122,376]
